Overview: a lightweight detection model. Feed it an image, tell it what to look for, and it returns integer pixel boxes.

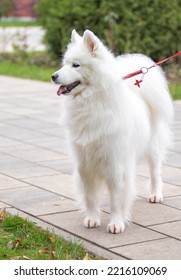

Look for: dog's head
[52,29,109,97]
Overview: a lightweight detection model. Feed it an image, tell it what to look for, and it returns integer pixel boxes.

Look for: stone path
[0,75,180,259]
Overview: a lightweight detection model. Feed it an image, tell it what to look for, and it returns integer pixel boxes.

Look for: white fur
[52,30,174,234]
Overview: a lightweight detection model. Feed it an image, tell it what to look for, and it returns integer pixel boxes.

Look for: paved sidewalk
[0,27,45,52]
[0,75,180,259]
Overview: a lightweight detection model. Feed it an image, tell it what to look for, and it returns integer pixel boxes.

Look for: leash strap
[156,51,181,66]
[122,51,181,85]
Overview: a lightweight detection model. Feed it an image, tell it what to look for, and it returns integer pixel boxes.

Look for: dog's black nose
[51,73,58,82]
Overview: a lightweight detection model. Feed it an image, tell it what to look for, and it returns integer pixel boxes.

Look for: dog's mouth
[57,81,81,96]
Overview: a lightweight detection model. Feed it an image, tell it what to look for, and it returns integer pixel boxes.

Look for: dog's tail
[118,53,174,125]
[117,53,174,161]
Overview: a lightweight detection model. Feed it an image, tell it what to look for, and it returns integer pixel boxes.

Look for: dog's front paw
[107,222,125,234]
[83,216,101,228]
[148,193,163,203]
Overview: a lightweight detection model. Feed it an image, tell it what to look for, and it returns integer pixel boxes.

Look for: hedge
[36,0,181,63]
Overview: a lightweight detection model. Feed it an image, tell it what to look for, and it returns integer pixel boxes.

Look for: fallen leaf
[49,235,56,243]
[15,239,21,249]
[23,255,30,260]
[83,253,92,260]
[0,210,6,215]
[39,249,57,258]
[39,249,50,254]
[35,226,42,231]
[0,210,6,222]
[51,251,57,259]
[10,256,20,260]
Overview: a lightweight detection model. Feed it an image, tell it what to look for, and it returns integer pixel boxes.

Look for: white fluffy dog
[52,30,173,234]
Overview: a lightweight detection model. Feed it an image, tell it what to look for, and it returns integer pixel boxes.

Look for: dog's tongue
[57,85,66,96]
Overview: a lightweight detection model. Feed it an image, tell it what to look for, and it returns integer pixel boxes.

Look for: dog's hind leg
[148,152,163,203]
[147,119,173,203]
[147,129,164,203]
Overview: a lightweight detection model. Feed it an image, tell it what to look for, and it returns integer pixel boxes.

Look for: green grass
[0,21,40,27]
[169,83,181,100]
[0,211,98,260]
[0,61,54,82]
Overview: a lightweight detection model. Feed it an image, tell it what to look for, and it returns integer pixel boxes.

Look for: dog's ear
[83,30,99,55]
[71,29,81,43]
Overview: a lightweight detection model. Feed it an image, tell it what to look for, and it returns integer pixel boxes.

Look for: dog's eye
[72,62,80,68]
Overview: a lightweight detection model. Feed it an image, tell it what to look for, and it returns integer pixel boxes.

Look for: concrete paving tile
[0,186,77,215]
[164,151,181,168]
[2,107,42,117]
[27,112,59,124]
[137,164,181,186]
[136,175,181,198]
[0,152,11,160]
[149,221,181,240]
[174,110,181,117]
[162,165,181,186]
[23,174,74,198]
[40,158,73,174]
[111,238,181,259]
[39,127,69,138]
[132,198,181,227]
[0,202,11,209]
[0,143,66,163]
[174,100,181,106]
[0,136,21,147]
[0,174,28,189]
[174,130,181,141]
[171,141,181,153]
[0,123,47,141]
[0,103,12,111]
[21,134,57,146]
[173,120,181,126]
[0,156,59,179]
[162,184,181,199]
[24,136,71,155]
[4,117,58,130]
[41,211,165,249]
[163,196,181,210]
[0,111,15,121]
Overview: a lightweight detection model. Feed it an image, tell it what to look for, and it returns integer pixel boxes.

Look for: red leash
[122,51,181,87]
